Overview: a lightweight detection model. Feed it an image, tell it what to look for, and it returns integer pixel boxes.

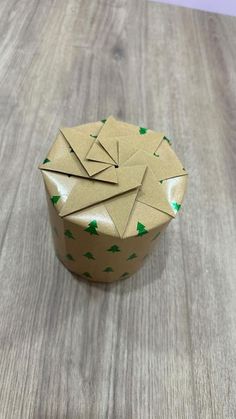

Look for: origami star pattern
[40,116,187,237]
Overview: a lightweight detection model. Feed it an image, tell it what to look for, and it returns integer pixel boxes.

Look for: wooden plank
[0,0,235,417]
[146,2,236,418]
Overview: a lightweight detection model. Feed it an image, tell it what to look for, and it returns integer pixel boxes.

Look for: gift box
[39,116,187,282]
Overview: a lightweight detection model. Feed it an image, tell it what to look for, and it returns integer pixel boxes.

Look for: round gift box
[39,116,187,283]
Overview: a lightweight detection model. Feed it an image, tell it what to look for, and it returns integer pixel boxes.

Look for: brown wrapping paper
[39,116,187,282]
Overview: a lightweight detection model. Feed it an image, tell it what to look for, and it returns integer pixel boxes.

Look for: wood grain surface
[0,0,236,417]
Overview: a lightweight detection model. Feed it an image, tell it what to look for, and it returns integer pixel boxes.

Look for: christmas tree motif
[66,253,75,261]
[43,157,50,164]
[127,253,137,260]
[101,119,107,123]
[163,136,172,145]
[103,267,114,272]
[159,180,163,184]
[90,134,98,139]
[83,272,92,279]
[50,195,60,206]
[139,127,148,135]
[171,201,181,213]
[84,220,99,235]
[120,272,129,278]
[152,232,160,241]
[137,221,148,237]
[107,245,120,253]
[64,229,75,239]
[153,153,159,157]
[83,252,95,260]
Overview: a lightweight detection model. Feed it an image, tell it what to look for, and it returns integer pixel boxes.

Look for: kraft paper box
[39,116,187,283]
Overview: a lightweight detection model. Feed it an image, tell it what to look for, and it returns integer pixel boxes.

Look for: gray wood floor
[0,0,236,417]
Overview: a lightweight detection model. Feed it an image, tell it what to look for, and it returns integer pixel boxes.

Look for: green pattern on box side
[107,245,120,253]
[83,252,95,260]
[137,221,148,236]
[83,272,92,279]
[64,229,75,239]
[51,195,60,206]
[171,201,181,212]
[84,220,99,235]
[139,127,148,135]
[127,253,137,260]
[103,267,114,272]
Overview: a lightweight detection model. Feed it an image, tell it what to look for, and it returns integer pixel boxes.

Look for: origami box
[39,116,187,282]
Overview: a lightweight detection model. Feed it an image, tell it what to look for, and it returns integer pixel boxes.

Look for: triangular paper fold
[88,130,164,166]
[117,132,164,154]
[153,140,186,179]
[137,168,175,217]
[97,136,119,164]
[123,148,186,181]
[59,165,146,217]
[86,142,116,165]
[118,141,138,165]
[60,128,112,176]
[98,116,139,138]
[105,190,138,237]
[92,166,118,183]
[39,153,118,183]
[39,152,89,178]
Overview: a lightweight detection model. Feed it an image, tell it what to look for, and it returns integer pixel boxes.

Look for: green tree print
[64,229,75,239]
[120,272,129,278]
[66,253,74,261]
[83,252,95,260]
[50,195,60,206]
[127,253,137,260]
[139,127,148,135]
[107,245,120,253]
[103,267,114,272]
[137,222,148,236]
[83,272,92,279]
[171,201,181,212]
[84,220,99,235]
[43,158,50,164]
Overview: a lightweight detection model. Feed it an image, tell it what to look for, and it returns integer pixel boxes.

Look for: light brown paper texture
[39,116,187,282]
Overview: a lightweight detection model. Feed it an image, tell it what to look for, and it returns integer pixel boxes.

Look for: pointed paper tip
[38,163,48,170]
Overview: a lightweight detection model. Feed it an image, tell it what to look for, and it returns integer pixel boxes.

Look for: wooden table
[0,0,235,417]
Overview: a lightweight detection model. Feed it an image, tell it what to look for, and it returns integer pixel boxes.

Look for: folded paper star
[39,116,187,237]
